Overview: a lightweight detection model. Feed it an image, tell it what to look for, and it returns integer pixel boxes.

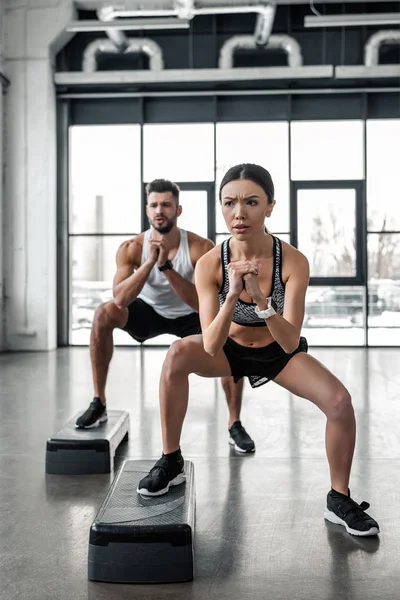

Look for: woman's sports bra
[218,235,286,327]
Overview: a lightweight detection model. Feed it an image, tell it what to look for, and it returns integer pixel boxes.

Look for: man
[75,178,255,453]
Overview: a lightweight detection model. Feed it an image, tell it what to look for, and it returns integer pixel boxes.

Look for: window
[70,236,133,345]
[303,286,366,346]
[296,188,357,278]
[367,120,400,232]
[69,125,141,234]
[69,125,142,345]
[143,123,214,182]
[291,121,364,181]
[368,233,400,346]
[216,122,289,235]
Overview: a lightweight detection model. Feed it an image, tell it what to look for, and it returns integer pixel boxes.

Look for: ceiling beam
[66,17,190,32]
[305,13,400,28]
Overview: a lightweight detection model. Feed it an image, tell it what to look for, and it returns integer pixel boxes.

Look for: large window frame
[58,95,400,348]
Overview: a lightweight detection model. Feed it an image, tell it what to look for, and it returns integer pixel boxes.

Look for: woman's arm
[252,252,310,353]
[195,253,257,356]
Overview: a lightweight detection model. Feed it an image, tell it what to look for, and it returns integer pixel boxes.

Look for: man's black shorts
[122,298,201,343]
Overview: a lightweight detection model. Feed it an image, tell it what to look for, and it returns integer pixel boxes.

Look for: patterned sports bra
[218,235,286,327]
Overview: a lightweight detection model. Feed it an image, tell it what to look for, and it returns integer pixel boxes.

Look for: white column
[3,0,74,350]
[0,0,5,350]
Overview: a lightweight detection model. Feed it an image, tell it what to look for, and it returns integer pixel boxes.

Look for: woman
[138,163,379,537]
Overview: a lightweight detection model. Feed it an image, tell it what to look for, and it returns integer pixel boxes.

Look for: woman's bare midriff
[228,322,275,348]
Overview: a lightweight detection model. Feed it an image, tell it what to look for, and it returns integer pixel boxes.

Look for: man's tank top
[137,228,195,319]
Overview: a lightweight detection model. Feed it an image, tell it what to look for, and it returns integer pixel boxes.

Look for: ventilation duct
[336,29,400,79]
[97,6,130,52]
[364,30,400,67]
[219,34,302,69]
[82,38,164,72]
[175,0,194,19]
[98,2,276,46]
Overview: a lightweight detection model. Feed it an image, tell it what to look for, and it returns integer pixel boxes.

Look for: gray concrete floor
[0,345,399,600]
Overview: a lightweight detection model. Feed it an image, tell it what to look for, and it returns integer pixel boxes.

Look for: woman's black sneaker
[324,489,380,536]
[137,451,186,497]
[75,397,108,429]
[229,421,255,453]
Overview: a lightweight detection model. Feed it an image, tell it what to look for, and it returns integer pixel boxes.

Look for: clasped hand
[148,237,169,266]
[227,260,266,304]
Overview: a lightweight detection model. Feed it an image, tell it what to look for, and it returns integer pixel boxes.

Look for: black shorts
[122,298,201,343]
[223,336,308,389]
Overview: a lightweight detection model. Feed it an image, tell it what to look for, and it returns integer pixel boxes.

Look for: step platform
[46,410,129,475]
[88,459,195,584]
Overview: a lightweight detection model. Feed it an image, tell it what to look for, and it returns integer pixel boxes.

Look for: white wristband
[254,297,277,320]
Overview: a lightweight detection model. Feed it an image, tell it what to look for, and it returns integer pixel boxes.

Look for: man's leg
[75,301,128,429]
[90,301,129,403]
[221,376,244,427]
[171,313,255,453]
[221,376,255,454]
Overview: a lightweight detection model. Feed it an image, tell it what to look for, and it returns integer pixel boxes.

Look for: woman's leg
[160,335,232,453]
[272,352,355,495]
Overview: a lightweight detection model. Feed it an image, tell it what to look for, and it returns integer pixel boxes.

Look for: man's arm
[162,238,214,312]
[112,240,157,309]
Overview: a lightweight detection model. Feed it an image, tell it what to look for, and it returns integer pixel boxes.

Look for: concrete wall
[3,0,74,350]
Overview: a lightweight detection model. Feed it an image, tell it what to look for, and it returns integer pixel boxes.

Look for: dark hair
[219,163,275,205]
[146,179,180,204]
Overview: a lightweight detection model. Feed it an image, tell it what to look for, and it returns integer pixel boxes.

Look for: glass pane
[303,286,365,346]
[367,120,400,232]
[291,121,364,181]
[69,125,141,234]
[297,189,356,277]
[216,122,289,234]
[143,123,214,182]
[70,235,139,346]
[178,190,208,238]
[368,233,400,346]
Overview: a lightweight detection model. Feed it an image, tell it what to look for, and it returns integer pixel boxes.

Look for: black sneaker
[75,397,108,429]
[137,452,186,497]
[324,489,380,537]
[229,421,255,453]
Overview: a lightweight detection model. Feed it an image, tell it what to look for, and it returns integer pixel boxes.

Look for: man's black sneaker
[324,489,380,537]
[137,452,185,497]
[229,421,255,453]
[75,397,108,429]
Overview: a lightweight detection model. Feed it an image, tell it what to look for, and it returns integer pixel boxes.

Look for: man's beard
[151,217,176,234]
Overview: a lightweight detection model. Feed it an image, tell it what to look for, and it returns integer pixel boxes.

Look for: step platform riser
[45,411,129,475]
[88,459,195,583]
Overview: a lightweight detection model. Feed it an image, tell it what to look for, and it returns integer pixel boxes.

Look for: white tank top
[137,228,195,318]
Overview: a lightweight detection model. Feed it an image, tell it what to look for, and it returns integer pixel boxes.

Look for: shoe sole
[324,509,380,537]
[229,436,255,454]
[136,472,186,497]
[75,414,108,429]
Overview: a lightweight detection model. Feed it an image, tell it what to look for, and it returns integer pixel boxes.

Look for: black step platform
[88,459,195,584]
[46,411,129,475]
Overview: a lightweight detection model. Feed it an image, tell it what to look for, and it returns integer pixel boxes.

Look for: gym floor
[1,344,399,600]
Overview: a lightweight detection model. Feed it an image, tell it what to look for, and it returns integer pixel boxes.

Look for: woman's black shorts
[222,336,308,388]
